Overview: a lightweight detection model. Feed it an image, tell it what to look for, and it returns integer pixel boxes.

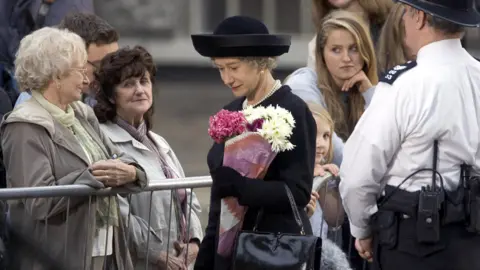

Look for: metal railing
[0,175,368,270]
[0,176,212,200]
[1,176,212,270]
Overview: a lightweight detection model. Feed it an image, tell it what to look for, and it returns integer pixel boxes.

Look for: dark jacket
[0,87,12,189]
[194,85,317,270]
[0,87,12,120]
[0,0,94,104]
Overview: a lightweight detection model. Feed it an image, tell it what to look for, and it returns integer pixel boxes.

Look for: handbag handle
[253,184,306,235]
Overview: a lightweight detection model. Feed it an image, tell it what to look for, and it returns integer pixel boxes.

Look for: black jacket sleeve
[193,189,220,270]
[0,87,13,119]
[0,87,13,189]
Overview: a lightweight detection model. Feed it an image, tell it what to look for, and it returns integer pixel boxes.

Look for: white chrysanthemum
[243,105,266,123]
[242,105,296,152]
[263,105,277,117]
[257,118,295,152]
[274,106,296,127]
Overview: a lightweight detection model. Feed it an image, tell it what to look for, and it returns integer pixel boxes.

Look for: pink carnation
[246,118,264,132]
[208,109,247,143]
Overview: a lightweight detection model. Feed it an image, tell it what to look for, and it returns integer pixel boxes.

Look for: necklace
[242,80,282,109]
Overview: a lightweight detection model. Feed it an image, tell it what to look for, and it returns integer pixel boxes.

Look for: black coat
[0,87,12,189]
[194,85,317,270]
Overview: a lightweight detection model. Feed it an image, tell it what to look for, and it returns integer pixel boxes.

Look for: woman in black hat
[191,16,317,270]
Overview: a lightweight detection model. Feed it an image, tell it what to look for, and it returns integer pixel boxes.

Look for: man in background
[15,12,119,107]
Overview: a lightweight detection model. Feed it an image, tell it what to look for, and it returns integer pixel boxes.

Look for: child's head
[307,102,334,165]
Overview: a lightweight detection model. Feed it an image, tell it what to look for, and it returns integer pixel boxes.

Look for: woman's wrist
[359,80,373,93]
[128,165,137,181]
[189,238,201,249]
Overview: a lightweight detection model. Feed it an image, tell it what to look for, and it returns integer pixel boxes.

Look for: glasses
[70,67,88,77]
[87,60,100,70]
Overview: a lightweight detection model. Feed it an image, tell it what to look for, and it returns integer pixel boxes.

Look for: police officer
[338,0,480,269]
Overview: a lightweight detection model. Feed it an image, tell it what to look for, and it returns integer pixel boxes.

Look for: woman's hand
[341,70,372,93]
[314,163,340,177]
[174,241,200,267]
[157,251,187,270]
[306,191,320,218]
[91,159,137,187]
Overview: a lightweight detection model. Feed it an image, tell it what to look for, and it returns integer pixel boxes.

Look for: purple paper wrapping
[216,132,277,257]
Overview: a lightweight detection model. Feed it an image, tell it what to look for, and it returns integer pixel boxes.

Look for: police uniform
[338,1,480,269]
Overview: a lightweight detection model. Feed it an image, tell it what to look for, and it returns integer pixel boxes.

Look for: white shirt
[339,39,480,239]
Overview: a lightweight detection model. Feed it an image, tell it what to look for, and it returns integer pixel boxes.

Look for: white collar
[416,39,463,65]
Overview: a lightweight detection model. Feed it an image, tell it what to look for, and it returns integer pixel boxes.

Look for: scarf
[31,91,119,228]
[116,117,187,242]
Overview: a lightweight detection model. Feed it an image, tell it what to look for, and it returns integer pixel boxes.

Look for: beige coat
[0,98,147,270]
[100,122,203,270]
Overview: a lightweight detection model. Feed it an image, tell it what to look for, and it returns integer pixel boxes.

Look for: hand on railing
[314,163,339,177]
[157,250,187,270]
[174,241,199,267]
[90,159,137,187]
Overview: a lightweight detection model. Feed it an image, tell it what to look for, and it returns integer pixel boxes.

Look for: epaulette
[379,60,417,85]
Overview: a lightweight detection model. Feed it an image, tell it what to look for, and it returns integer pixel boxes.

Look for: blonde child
[305,102,345,238]
[304,102,352,270]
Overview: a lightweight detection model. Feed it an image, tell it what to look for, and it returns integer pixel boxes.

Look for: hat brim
[191,34,291,57]
[398,0,480,27]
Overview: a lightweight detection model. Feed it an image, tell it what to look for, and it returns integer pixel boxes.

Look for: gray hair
[240,57,278,71]
[407,7,465,35]
[14,27,87,92]
[426,15,465,35]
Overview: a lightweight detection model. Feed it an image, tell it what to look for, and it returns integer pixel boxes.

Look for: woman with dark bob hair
[94,46,204,270]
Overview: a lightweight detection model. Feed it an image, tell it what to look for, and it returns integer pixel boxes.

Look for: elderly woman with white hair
[0,27,147,270]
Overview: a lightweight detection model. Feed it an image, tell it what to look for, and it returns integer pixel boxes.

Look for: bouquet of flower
[208,105,296,257]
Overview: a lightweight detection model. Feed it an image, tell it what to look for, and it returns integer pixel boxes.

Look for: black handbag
[232,185,322,270]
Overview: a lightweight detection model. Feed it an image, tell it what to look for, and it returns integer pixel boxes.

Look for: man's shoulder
[379,61,418,86]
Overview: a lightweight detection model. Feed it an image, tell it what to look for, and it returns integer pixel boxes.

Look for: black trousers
[373,215,480,270]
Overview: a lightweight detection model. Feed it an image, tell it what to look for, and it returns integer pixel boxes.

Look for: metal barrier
[0,175,367,270]
[1,176,211,270]
[314,175,370,270]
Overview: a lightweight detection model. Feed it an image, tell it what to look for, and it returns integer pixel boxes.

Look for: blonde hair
[307,102,335,164]
[315,10,378,141]
[312,0,394,31]
[15,27,87,92]
[377,3,409,73]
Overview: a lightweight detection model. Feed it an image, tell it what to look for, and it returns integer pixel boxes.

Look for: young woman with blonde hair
[287,10,378,165]
[286,11,378,269]
[308,0,394,68]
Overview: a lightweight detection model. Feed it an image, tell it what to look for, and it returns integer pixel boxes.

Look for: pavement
[151,66,292,226]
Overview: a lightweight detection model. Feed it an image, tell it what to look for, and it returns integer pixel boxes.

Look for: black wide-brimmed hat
[397,0,480,27]
[191,16,291,57]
